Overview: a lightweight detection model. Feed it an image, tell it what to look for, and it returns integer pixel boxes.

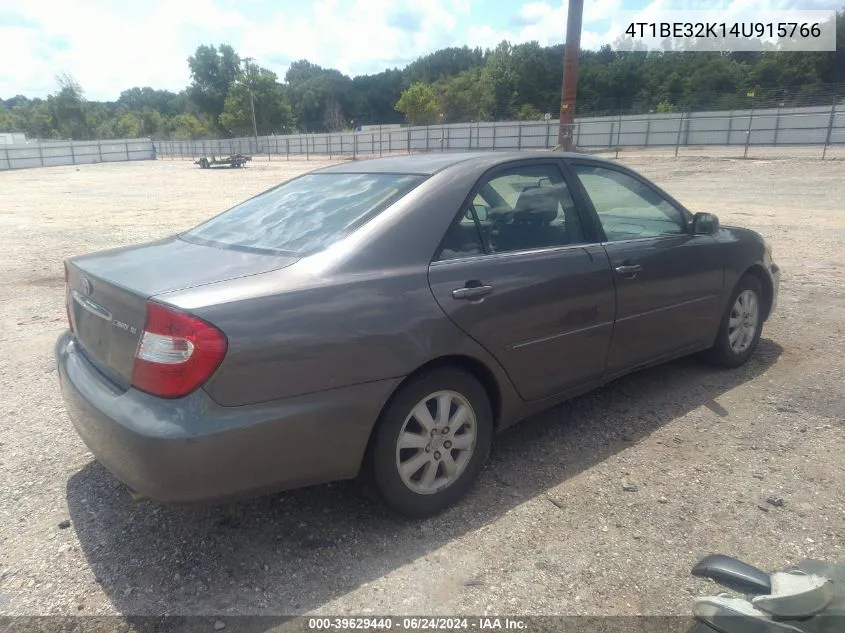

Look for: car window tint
[182,173,425,256]
[480,165,586,254]
[571,165,685,241]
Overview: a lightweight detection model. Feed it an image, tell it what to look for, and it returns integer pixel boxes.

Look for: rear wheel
[370,368,493,517]
[705,274,764,367]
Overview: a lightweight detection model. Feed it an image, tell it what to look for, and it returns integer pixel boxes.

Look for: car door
[427,160,616,403]
[565,160,724,375]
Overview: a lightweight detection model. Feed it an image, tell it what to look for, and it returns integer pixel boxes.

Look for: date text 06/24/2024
[307,618,528,631]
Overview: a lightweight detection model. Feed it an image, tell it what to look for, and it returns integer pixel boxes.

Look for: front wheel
[370,368,493,517]
[705,274,764,367]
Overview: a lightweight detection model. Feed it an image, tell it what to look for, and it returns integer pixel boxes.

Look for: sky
[0,0,840,101]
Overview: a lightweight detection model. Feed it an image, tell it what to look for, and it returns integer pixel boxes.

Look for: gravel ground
[0,154,843,621]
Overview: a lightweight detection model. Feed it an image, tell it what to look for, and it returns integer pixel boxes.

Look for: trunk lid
[66,236,297,388]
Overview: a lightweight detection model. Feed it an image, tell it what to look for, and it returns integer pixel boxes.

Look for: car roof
[312,150,612,176]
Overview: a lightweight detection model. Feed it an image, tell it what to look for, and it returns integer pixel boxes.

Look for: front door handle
[452,285,494,300]
[615,264,642,276]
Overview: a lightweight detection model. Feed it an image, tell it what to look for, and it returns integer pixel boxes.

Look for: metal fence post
[69,141,76,165]
[468,124,473,150]
[97,141,102,162]
[644,118,651,147]
[492,124,497,150]
[354,133,358,159]
[743,108,754,159]
[285,138,290,161]
[674,113,684,158]
[822,99,837,160]
[726,110,734,145]
[615,118,622,159]
[773,107,781,146]
[617,111,624,151]
[407,127,411,154]
[328,135,332,160]
[610,121,615,152]
[305,135,310,160]
[517,123,523,150]
[545,121,551,148]
[125,140,130,162]
[38,143,44,167]
[425,126,430,152]
[379,127,383,157]
[3,144,9,170]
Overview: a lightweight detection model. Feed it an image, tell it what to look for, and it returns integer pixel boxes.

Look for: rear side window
[182,173,425,255]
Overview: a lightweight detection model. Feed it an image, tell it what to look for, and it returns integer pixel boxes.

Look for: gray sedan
[56,151,780,517]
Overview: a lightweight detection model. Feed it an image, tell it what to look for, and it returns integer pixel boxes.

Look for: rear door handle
[615,264,642,275]
[452,285,494,300]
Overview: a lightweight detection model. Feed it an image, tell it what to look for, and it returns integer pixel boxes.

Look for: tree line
[1,10,843,141]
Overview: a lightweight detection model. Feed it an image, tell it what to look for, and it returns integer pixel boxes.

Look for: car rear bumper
[56,331,400,504]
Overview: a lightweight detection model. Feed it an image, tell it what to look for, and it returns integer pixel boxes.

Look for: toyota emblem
[82,277,93,296]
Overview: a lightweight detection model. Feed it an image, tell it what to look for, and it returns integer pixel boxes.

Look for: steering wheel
[486,210,514,252]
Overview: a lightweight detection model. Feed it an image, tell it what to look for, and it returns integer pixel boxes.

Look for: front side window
[472,164,586,255]
[571,164,686,241]
[182,173,425,255]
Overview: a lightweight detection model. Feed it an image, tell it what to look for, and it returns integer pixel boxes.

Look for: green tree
[168,113,209,140]
[285,62,355,132]
[187,44,241,130]
[48,73,88,139]
[395,82,440,125]
[434,68,492,122]
[482,41,517,118]
[11,100,53,138]
[0,102,14,131]
[118,87,183,117]
[114,112,142,138]
[220,67,296,136]
[351,69,405,125]
[514,104,544,120]
[405,46,485,84]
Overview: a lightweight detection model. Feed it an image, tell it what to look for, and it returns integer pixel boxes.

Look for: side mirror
[693,212,720,235]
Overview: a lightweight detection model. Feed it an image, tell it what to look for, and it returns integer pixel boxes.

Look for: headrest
[514,186,559,224]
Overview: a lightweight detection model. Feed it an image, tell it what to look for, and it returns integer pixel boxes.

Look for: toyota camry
[56,151,780,517]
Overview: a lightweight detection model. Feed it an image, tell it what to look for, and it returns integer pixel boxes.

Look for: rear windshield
[181,172,426,256]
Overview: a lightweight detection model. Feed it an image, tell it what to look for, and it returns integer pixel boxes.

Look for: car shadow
[66,339,783,619]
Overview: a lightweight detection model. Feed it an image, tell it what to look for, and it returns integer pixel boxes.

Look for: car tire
[371,368,493,518]
[705,274,764,368]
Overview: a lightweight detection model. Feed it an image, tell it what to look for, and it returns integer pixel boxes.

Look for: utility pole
[242,57,259,143]
[558,0,584,151]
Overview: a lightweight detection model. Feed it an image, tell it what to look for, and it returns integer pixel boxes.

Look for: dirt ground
[0,153,843,621]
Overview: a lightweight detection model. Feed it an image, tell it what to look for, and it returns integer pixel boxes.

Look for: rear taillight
[64,261,74,332]
[131,302,227,399]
